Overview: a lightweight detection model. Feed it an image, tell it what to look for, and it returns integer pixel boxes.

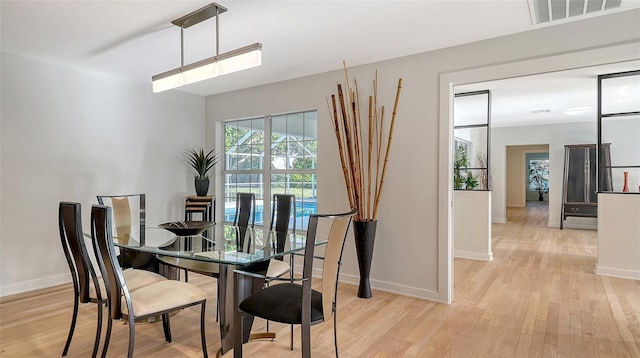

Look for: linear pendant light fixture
[152,2,262,93]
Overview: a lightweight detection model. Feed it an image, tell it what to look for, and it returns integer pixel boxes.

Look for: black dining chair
[235,194,297,344]
[233,192,256,248]
[237,208,356,358]
[96,194,152,269]
[265,194,297,338]
[59,202,105,358]
[90,205,209,358]
[59,202,167,357]
[233,192,256,228]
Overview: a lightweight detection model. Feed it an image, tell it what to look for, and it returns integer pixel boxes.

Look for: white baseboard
[338,272,444,302]
[454,250,494,261]
[297,264,444,302]
[595,264,640,280]
[492,218,506,224]
[1,273,70,298]
[562,222,597,230]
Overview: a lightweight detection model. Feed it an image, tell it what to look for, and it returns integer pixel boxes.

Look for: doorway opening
[439,44,639,304]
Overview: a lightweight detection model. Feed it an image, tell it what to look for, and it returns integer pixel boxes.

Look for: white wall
[0,52,206,296]
[493,122,596,228]
[206,11,640,301]
[454,191,492,261]
[493,118,639,228]
[506,145,549,207]
[597,193,640,280]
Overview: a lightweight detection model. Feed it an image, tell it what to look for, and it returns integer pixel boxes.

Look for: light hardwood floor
[1,205,639,357]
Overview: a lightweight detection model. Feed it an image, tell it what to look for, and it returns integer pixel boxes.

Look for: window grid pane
[224,110,317,230]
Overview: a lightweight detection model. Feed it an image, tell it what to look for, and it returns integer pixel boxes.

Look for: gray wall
[205,11,640,300]
[1,52,206,296]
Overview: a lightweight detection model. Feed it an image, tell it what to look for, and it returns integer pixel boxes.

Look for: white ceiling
[2,0,639,98]
[455,60,640,127]
[1,1,639,128]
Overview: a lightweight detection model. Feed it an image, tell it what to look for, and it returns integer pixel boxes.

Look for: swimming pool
[224,199,317,229]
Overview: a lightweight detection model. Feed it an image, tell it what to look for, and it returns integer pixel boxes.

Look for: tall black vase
[353,220,377,298]
[194,178,209,196]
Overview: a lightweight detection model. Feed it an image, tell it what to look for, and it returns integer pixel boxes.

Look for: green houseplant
[453,145,478,190]
[185,148,220,196]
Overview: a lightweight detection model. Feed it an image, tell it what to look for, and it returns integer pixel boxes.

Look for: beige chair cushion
[266,259,290,279]
[123,269,167,291]
[121,280,207,317]
[89,269,166,299]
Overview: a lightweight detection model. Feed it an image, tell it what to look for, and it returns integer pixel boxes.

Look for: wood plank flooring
[1,205,639,357]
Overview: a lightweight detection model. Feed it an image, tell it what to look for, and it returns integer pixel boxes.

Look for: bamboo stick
[328,95,354,208]
[373,78,402,219]
[338,84,361,220]
[367,95,374,220]
[338,83,360,217]
[353,82,365,219]
[373,73,384,212]
[329,64,402,221]
[348,89,362,219]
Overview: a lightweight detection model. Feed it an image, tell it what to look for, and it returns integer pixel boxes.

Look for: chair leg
[216,288,219,322]
[200,301,208,358]
[290,324,294,350]
[163,313,172,342]
[290,253,295,350]
[301,322,311,358]
[91,300,103,358]
[61,295,79,356]
[127,315,136,358]
[333,315,339,358]
[101,307,113,358]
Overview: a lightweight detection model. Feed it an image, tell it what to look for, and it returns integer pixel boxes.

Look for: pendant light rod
[215,5,220,56]
[180,26,184,67]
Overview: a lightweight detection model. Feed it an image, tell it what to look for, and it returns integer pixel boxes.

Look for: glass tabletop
[113,224,312,266]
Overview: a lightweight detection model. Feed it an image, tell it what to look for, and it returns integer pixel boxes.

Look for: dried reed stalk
[373,78,402,219]
[328,95,354,208]
[328,64,402,221]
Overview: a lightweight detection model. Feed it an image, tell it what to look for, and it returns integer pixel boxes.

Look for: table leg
[219,264,264,356]
[218,264,234,355]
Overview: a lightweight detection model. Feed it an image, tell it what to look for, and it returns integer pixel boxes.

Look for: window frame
[221,110,318,230]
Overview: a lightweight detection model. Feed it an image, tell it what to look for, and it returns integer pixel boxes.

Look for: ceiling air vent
[529,0,622,24]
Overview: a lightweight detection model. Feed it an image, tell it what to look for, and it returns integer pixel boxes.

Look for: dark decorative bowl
[158,221,214,236]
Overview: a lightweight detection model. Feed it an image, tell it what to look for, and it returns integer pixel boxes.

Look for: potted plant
[185,148,220,196]
[327,66,403,298]
[453,145,478,190]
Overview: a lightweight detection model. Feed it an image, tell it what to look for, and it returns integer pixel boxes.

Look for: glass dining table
[112,224,315,357]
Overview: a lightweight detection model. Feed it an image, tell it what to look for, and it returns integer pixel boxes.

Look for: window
[453,90,491,190]
[223,110,317,230]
